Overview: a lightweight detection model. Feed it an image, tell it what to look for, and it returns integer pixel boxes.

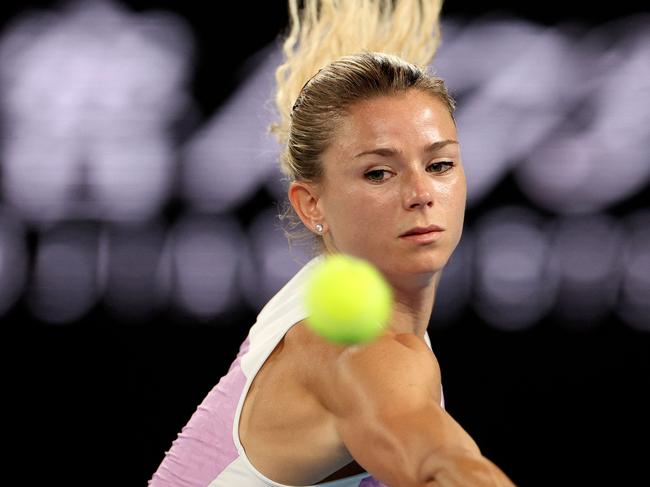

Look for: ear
[288,180,325,231]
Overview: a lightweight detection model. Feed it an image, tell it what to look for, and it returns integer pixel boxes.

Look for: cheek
[436,175,466,210]
[448,179,467,240]
[452,179,467,213]
[329,188,391,234]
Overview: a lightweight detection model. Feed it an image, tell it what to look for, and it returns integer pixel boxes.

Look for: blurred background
[1,0,648,485]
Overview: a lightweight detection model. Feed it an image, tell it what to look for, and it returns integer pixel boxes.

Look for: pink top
[149,255,443,486]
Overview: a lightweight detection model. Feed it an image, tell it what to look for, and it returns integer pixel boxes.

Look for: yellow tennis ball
[305,254,393,344]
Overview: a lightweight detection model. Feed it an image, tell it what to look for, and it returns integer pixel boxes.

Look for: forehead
[329,91,456,156]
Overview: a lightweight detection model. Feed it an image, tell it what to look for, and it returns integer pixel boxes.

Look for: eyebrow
[354,140,459,158]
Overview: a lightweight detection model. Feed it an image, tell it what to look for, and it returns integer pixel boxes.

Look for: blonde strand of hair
[270,0,444,151]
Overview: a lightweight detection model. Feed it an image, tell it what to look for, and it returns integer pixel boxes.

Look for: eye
[364,162,455,182]
[364,169,392,182]
[427,161,455,174]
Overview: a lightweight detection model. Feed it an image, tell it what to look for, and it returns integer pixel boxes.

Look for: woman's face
[316,90,466,278]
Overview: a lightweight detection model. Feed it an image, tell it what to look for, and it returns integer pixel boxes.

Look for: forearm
[419,448,517,487]
[364,405,515,487]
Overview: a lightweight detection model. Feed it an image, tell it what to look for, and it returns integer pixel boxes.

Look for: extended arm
[312,334,516,487]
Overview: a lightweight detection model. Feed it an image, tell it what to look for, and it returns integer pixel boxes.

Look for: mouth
[399,225,444,237]
[398,225,445,245]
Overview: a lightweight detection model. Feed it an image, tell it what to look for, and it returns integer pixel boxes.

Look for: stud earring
[315,223,323,234]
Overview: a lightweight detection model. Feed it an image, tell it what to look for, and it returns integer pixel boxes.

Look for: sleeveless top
[149,255,444,487]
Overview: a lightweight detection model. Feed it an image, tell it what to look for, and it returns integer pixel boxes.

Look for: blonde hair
[270,0,455,256]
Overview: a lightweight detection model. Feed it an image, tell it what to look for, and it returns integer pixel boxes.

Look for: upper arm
[328,333,440,418]
[310,334,481,486]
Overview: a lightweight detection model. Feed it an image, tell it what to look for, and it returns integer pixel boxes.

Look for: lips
[400,225,443,237]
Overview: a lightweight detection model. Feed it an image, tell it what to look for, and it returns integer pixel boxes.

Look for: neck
[385,270,441,339]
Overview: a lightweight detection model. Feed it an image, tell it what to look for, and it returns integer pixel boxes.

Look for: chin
[382,253,448,277]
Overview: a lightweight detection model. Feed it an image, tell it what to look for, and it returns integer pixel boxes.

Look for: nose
[403,170,433,210]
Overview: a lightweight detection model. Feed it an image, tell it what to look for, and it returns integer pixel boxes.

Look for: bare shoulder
[335,332,441,414]
[287,321,442,419]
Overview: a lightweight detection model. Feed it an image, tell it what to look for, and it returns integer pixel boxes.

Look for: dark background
[2,1,648,486]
